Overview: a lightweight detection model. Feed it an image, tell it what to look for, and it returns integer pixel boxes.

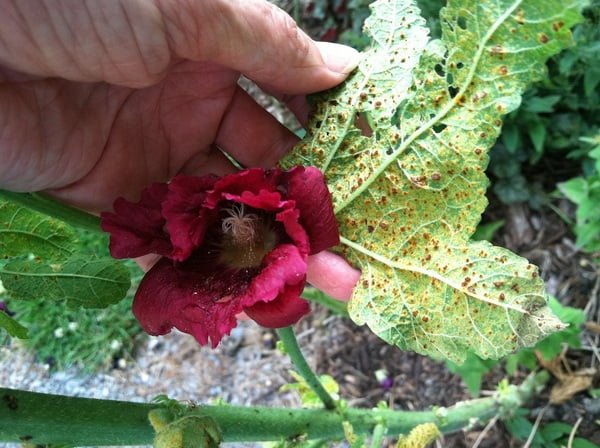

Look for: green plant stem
[0,190,102,233]
[277,326,337,410]
[0,373,547,445]
[292,0,301,23]
[370,423,387,448]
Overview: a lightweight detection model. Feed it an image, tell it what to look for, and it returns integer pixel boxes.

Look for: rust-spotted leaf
[282,0,585,362]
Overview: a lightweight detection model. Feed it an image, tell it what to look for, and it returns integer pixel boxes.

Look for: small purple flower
[375,369,394,391]
[381,376,394,391]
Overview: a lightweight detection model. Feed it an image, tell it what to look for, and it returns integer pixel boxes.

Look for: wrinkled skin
[0,0,360,299]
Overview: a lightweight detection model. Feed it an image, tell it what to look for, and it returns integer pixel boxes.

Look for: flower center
[218,203,278,269]
[221,203,259,246]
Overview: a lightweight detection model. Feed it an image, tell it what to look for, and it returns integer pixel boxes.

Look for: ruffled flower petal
[240,244,308,308]
[285,167,340,254]
[244,282,309,328]
[100,183,172,258]
[275,208,310,255]
[132,256,253,347]
[133,244,307,346]
[162,174,219,261]
[205,169,283,211]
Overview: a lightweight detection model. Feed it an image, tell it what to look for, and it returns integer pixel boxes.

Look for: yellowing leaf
[283,0,585,362]
[153,415,222,448]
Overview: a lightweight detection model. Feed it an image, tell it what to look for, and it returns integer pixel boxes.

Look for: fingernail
[316,42,360,75]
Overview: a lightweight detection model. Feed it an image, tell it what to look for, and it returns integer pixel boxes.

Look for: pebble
[584,398,600,415]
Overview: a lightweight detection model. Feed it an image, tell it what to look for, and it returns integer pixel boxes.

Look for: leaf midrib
[0,268,126,284]
[334,0,523,215]
[320,72,373,174]
[340,236,533,315]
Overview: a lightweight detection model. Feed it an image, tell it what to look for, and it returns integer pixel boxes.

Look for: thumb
[307,251,361,301]
[157,0,360,94]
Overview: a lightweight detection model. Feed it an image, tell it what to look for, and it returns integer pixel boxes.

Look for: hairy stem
[277,326,337,410]
[0,373,547,445]
[0,190,102,233]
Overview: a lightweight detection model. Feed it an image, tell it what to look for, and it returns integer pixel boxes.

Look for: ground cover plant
[1,0,599,447]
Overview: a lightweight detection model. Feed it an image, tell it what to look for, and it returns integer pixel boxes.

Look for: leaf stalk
[370,422,387,448]
[277,326,337,410]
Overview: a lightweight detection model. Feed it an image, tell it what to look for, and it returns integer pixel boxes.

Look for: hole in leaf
[434,64,445,77]
[354,112,373,137]
[457,16,467,30]
[433,124,447,133]
[446,73,454,84]
[457,62,464,69]
[448,86,459,98]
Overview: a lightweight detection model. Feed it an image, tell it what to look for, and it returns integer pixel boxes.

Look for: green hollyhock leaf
[0,255,130,308]
[0,201,78,260]
[283,0,585,362]
[0,310,28,339]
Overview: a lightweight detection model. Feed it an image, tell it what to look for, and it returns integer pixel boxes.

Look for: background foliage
[0,223,143,372]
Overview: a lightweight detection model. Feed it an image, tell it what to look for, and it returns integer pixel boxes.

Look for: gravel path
[2,323,292,403]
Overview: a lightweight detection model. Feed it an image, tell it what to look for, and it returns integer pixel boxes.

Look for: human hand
[0,0,360,299]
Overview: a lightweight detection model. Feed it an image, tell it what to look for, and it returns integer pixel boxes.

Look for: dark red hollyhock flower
[101,167,339,347]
